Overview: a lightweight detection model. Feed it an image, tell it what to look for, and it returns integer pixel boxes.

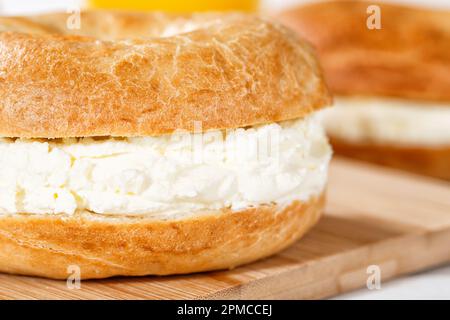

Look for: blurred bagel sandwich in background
[278,1,450,179]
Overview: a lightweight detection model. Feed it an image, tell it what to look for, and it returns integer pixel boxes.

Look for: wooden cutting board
[1,157,449,300]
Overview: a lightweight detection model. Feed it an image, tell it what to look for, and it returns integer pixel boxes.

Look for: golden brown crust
[0,11,331,138]
[277,1,450,102]
[330,137,450,180]
[0,194,324,279]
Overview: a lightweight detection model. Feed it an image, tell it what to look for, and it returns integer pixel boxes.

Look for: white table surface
[1,0,449,300]
[336,265,450,300]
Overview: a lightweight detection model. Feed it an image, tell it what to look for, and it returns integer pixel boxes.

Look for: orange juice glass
[88,0,259,12]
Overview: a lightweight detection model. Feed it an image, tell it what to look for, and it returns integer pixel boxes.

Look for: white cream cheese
[324,97,450,146]
[0,114,331,216]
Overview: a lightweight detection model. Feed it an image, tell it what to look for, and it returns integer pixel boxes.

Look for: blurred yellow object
[87,0,259,12]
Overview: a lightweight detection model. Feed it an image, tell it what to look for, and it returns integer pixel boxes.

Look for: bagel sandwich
[278,1,450,179]
[0,11,332,279]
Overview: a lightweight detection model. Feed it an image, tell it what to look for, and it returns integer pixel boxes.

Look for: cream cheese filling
[0,114,331,216]
[324,97,450,147]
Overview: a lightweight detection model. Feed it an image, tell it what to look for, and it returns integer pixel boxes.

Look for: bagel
[0,11,332,279]
[278,1,450,179]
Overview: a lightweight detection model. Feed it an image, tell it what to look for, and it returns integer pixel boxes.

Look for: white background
[0,0,449,300]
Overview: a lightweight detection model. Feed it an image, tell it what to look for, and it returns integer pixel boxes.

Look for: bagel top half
[0,11,331,138]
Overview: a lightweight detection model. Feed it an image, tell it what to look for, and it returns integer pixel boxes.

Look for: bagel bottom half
[0,194,324,280]
[330,137,450,180]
